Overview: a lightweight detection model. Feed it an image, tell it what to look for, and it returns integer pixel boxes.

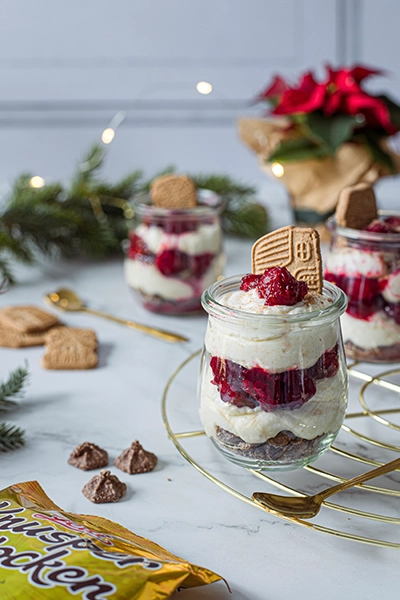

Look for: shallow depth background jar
[325,211,400,362]
[124,191,224,315]
[198,277,348,471]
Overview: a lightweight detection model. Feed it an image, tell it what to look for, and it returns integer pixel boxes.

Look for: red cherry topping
[383,215,400,232]
[240,273,261,292]
[240,267,308,306]
[365,220,392,233]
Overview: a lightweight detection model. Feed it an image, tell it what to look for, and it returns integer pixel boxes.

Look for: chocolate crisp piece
[82,470,126,503]
[114,440,157,474]
[68,442,108,471]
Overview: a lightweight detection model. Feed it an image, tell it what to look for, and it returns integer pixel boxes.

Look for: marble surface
[0,235,400,600]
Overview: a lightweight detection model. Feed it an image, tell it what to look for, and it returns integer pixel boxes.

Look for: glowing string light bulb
[271,162,284,177]
[29,176,45,188]
[101,128,115,144]
[196,81,213,95]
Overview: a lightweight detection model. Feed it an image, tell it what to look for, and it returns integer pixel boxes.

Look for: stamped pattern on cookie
[41,343,98,370]
[251,226,323,293]
[335,183,377,230]
[150,174,197,209]
[0,323,47,348]
[0,306,59,333]
[45,326,97,349]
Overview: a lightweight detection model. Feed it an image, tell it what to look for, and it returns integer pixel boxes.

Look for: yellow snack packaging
[0,481,225,599]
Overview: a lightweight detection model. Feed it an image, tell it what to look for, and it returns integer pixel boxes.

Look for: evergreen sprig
[0,365,28,452]
[0,423,25,452]
[0,144,269,281]
[0,365,29,411]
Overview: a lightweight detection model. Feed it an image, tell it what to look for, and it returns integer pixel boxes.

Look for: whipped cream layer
[199,365,346,443]
[341,310,400,349]
[382,270,400,304]
[125,254,224,300]
[205,290,337,372]
[325,246,387,278]
[135,222,221,255]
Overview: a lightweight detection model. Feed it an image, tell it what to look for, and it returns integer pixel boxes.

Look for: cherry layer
[365,216,400,234]
[142,214,214,235]
[128,232,215,278]
[240,267,308,306]
[325,271,400,323]
[210,344,339,412]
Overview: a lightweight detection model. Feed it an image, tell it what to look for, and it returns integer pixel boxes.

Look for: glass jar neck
[326,210,400,248]
[202,275,347,328]
[133,190,223,222]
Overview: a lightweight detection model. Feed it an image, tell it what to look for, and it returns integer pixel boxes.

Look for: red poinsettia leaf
[298,72,319,92]
[258,75,288,101]
[344,93,395,133]
[350,65,384,83]
[273,84,326,115]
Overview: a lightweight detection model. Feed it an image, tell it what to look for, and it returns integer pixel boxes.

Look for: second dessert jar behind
[125,178,225,315]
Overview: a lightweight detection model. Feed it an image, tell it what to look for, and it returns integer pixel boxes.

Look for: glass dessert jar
[197,276,348,471]
[124,191,225,315]
[325,211,400,362]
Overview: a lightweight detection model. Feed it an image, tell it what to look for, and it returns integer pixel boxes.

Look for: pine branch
[0,143,267,281]
[0,423,25,452]
[0,365,29,411]
[223,202,269,239]
[0,258,15,285]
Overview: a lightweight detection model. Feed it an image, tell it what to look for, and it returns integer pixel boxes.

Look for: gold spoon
[44,288,188,343]
[253,456,400,519]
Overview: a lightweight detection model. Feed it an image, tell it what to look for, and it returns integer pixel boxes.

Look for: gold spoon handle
[318,456,400,501]
[81,307,188,343]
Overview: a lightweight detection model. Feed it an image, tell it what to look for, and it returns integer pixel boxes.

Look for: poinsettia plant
[257,65,400,170]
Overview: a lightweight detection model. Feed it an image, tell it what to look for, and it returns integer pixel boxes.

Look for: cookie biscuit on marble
[45,326,97,349]
[0,322,47,347]
[41,342,98,370]
[0,306,59,333]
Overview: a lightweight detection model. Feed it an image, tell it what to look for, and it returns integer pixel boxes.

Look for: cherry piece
[128,233,154,263]
[257,267,308,306]
[240,274,261,292]
[155,249,188,276]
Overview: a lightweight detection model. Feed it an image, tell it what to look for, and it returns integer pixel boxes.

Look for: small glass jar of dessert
[124,189,225,315]
[197,268,348,471]
[325,211,400,362]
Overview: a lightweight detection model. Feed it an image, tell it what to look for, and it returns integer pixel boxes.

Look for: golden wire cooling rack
[162,350,400,549]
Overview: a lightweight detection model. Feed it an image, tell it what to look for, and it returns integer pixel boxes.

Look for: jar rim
[202,276,348,325]
[326,209,400,243]
[133,189,224,219]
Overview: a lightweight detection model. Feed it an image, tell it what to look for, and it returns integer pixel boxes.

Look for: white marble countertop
[1,236,400,600]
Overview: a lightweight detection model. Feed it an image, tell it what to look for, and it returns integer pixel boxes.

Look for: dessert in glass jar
[197,262,348,471]
[324,180,400,362]
[124,176,224,315]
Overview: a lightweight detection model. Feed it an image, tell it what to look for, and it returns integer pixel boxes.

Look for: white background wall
[0,0,399,217]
